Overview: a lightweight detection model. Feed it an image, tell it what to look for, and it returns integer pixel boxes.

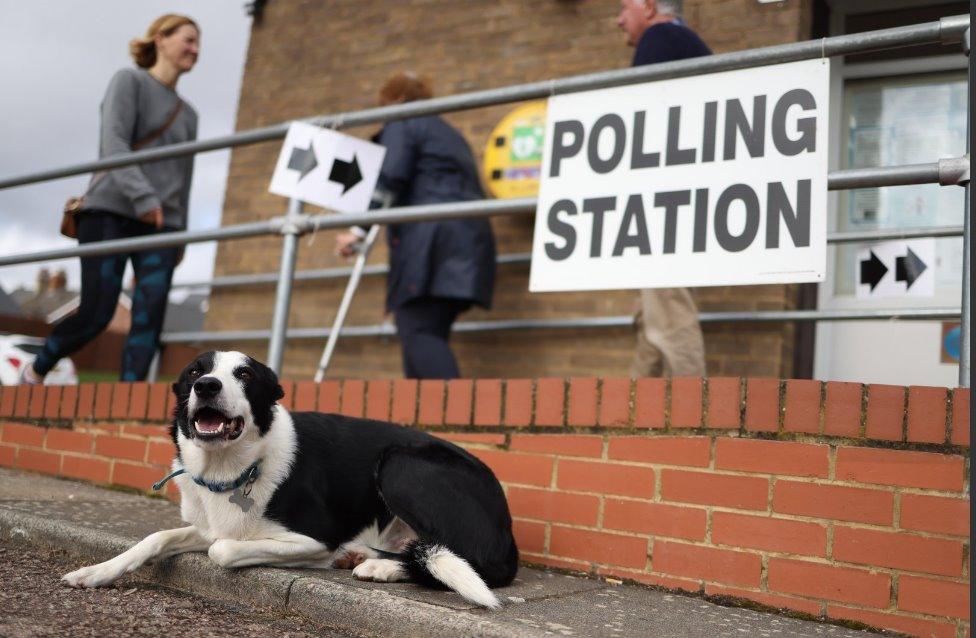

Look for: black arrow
[859,250,888,291]
[287,142,317,180]
[895,246,927,289]
[328,154,362,194]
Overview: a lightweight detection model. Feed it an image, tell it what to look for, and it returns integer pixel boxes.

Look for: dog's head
[172,351,284,448]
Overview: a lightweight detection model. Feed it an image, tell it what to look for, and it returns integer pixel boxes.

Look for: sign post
[268,122,387,378]
[530,59,830,292]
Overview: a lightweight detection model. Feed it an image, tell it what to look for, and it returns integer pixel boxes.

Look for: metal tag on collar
[229,487,255,512]
[230,464,260,512]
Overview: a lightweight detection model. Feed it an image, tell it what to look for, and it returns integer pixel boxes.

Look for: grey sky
[0,0,251,295]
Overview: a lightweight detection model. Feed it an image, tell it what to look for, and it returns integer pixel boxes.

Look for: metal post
[961,27,971,388]
[314,224,381,382]
[266,198,303,374]
[146,349,161,383]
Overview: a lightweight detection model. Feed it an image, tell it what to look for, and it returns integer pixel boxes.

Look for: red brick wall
[0,379,969,637]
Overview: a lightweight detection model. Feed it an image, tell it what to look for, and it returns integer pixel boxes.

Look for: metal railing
[0,15,970,386]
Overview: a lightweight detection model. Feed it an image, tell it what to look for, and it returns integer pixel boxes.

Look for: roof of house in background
[0,286,23,317]
[9,284,207,333]
[163,292,208,334]
[13,287,80,321]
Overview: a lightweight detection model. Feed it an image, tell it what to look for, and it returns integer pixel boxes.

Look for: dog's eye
[188,369,201,379]
[237,369,253,381]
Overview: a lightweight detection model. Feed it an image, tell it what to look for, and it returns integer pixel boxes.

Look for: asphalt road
[0,539,356,638]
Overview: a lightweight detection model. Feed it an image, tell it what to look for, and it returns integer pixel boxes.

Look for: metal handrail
[161,308,962,344]
[0,159,969,269]
[0,15,967,191]
[171,223,964,292]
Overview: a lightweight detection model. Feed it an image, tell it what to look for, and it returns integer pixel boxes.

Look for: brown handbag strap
[133,99,184,150]
[88,99,184,191]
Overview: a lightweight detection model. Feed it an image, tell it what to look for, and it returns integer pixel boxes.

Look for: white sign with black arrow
[856,238,935,299]
[269,122,386,213]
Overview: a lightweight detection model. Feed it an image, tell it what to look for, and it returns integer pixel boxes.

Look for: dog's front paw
[207,539,239,568]
[352,558,407,582]
[62,561,124,588]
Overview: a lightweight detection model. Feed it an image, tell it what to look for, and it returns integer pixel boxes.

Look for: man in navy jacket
[616,0,708,377]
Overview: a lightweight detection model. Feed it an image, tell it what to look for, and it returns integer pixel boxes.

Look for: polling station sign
[529,59,829,292]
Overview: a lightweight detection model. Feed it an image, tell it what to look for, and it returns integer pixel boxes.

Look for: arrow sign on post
[859,250,888,291]
[855,239,935,299]
[287,142,318,180]
[895,246,927,289]
[269,122,386,214]
[328,154,362,194]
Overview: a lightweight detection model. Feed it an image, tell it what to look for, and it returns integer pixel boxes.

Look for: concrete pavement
[0,468,884,638]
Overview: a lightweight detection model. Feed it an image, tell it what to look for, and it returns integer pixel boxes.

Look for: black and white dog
[63,351,519,608]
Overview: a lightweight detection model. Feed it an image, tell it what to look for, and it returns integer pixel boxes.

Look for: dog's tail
[403,541,501,609]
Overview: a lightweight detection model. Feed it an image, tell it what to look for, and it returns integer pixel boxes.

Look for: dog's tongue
[196,414,225,433]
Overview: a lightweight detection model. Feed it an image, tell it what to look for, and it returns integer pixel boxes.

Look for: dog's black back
[265,412,518,588]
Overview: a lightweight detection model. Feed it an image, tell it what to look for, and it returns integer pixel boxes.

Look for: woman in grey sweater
[24,14,200,383]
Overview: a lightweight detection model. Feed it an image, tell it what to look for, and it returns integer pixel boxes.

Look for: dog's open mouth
[191,406,245,441]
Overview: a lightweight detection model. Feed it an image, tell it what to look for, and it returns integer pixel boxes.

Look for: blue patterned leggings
[33,210,178,381]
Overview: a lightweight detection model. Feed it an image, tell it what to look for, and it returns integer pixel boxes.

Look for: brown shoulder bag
[61,100,184,238]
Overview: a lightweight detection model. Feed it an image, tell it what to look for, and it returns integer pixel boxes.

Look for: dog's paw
[332,549,367,570]
[207,539,239,568]
[62,562,124,588]
[352,558,407,582]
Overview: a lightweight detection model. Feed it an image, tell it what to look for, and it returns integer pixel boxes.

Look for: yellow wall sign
[482,101,547,199]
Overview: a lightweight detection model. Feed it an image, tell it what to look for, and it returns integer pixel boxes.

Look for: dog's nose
[193,377,222,399]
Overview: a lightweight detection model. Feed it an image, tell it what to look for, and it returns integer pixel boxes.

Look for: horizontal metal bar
[827,225,964,244]
[2,158,967,269]
[0,16,967,191]
[828,162,939,190]
[173,219,964,291]
[160,307,961,344]
[174,252,535,290]
[0,219,278,268]
[0,199,534,268]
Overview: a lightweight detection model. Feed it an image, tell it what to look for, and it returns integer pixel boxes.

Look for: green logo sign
[510,124,544,163]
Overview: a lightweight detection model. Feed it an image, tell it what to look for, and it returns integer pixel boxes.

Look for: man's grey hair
[632,0,682,16]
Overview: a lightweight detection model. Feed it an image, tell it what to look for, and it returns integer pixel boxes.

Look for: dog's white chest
[178,478,277,541]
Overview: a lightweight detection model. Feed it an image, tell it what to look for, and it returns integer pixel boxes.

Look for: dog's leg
[62,526,210,588]
[353,558,409,582]
[207,532,332,569]
[331,547,371,569]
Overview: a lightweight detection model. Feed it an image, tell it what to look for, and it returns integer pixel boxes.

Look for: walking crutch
[313,223,382,382]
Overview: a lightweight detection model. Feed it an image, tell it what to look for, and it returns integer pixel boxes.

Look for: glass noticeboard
[835,72,966,296]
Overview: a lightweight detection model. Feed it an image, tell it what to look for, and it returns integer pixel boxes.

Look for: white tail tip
[424,545,501,610]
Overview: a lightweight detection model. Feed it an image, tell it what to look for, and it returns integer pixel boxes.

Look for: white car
[0,334,78,386]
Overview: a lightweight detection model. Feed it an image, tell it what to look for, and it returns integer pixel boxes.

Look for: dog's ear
[249,356,284,402]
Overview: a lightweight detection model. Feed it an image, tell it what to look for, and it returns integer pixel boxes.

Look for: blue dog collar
[153,460,262,494]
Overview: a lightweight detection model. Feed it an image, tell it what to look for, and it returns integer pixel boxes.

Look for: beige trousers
[630,288,706,377]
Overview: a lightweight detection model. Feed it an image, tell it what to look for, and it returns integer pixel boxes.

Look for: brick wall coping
[0,377,968,450]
